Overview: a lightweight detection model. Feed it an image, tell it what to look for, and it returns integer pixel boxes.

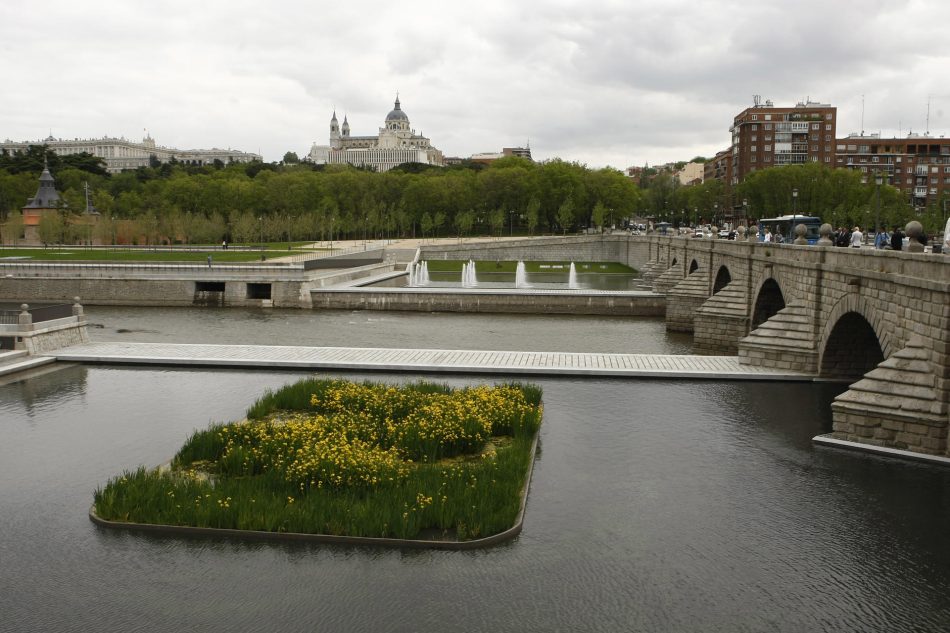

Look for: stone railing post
[905,220,925,253]
[18,304,33,331]
[72,296,85,321]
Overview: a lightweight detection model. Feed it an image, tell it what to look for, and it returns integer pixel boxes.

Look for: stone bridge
[420,234,950,461]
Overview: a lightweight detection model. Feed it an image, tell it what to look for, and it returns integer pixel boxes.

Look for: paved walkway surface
[48,342,813,380]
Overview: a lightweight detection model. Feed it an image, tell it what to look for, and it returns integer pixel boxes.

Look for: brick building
[729,99,837,185]
[835,133,950,209]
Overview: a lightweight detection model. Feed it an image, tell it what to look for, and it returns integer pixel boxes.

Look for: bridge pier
[829,337,949,456]
[666,268,709,333]
[693,281,749,355]
[737,303,819,373]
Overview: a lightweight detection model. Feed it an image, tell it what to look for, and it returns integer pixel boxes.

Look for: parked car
[693,230,704,238]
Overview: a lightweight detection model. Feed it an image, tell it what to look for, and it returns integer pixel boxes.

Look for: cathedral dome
[385,96,409,122]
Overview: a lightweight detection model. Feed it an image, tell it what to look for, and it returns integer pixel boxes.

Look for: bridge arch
[818,295,891,379]
[688,259,699,274]
[750,278,786,329]
[712,265,732,294]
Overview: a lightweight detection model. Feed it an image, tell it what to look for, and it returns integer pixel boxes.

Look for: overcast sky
[2,0,948,168]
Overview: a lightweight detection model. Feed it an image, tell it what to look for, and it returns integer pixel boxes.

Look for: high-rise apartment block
[729,98,836,184]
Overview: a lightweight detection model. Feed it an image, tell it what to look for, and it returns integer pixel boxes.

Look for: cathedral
[308,96,443,172]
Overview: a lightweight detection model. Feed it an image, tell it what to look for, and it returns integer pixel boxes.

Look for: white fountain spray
[515,261,527,288]
[419,261,430,285]
[462,260,477,288]
[568,262,579,289]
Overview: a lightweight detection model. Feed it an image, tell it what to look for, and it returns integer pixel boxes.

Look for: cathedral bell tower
[342,115,350,138]
[329,111,341,149]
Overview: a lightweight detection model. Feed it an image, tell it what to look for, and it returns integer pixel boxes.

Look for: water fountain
[515,261,528,289]
[568,262,579,289]
[461,260,477,288]
[408,261,430,287]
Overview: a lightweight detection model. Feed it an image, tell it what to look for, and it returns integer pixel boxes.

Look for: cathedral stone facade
[308,96,443,172]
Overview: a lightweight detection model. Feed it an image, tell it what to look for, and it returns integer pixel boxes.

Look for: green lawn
[0,248,304,262]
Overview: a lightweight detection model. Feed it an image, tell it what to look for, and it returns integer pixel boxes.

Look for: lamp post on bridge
[874,171,883,248]
[792,188,798,215]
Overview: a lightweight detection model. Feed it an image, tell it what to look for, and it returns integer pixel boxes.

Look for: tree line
[2,144,944,246]
[0,145,641,245]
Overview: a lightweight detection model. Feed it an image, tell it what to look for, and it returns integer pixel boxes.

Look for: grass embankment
[94,379,543,541]
[0,248,301,262]
[423,260,636,274]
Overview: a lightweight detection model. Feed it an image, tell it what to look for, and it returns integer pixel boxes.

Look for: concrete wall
[310,289,665,316]
[418,235,652,272]
[0,276,309,308]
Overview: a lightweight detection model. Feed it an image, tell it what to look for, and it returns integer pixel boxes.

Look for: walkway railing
[0,303,72,324]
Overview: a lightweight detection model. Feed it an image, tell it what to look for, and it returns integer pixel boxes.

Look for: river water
[2,306,949,632]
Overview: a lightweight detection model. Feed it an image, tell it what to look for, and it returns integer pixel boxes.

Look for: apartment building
[729,98,837,184]
[835,133,950,209]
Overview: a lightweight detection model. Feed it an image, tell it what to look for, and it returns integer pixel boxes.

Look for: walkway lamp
[713,203,718,226]
[792,188,798,215]
[258,216,263,250]
[874,171,883,247]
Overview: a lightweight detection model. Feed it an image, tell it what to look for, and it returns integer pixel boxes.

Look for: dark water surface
[1,308,949,632]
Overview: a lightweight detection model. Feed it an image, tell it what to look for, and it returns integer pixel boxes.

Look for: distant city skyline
[2,0,948,168]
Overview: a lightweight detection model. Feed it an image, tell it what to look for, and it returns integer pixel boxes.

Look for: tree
[2,210,23,245]
[37,212,64,245]
[525,197,540,235]
[556,197,574,234]
[282,151,299,164]
[488,207,505,237]
[454,209,475,240]
[591,201,607,230]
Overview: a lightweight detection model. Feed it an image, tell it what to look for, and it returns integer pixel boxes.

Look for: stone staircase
[736,302,818,373]
[652,264,684,295]
[0,350,56,378]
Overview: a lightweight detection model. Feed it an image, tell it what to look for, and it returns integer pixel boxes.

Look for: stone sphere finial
[710,225,719,239]
[20,303,29,312]
[793,222,809,245]
[817,223,834,246]
[905,220,924,253]
[748,224,759,242]
[736,225,747,240]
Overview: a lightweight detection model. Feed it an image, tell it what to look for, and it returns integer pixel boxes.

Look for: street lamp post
[791,188,800,245]
[874,172,883,248]
[713,203,718,227]
[258,217,263,250]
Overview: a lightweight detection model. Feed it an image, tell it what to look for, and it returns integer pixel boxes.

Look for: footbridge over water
[419,234,950,460]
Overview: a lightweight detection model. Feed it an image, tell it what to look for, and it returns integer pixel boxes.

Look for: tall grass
[98,379,542,540]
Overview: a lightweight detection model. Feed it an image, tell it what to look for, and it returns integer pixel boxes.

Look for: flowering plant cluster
[94,379,542,540]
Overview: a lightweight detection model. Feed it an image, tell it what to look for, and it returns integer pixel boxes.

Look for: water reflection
[1,323,949,631]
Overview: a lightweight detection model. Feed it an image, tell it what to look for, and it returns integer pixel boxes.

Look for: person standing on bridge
[851,226,864,248]
[891,225,904,251]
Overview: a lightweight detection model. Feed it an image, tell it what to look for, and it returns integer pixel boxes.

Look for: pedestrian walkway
[48,342,814,380]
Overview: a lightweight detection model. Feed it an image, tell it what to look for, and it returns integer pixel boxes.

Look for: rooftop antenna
[860,94,865,135]
[753,94,761,106]
[926,95,931,135]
